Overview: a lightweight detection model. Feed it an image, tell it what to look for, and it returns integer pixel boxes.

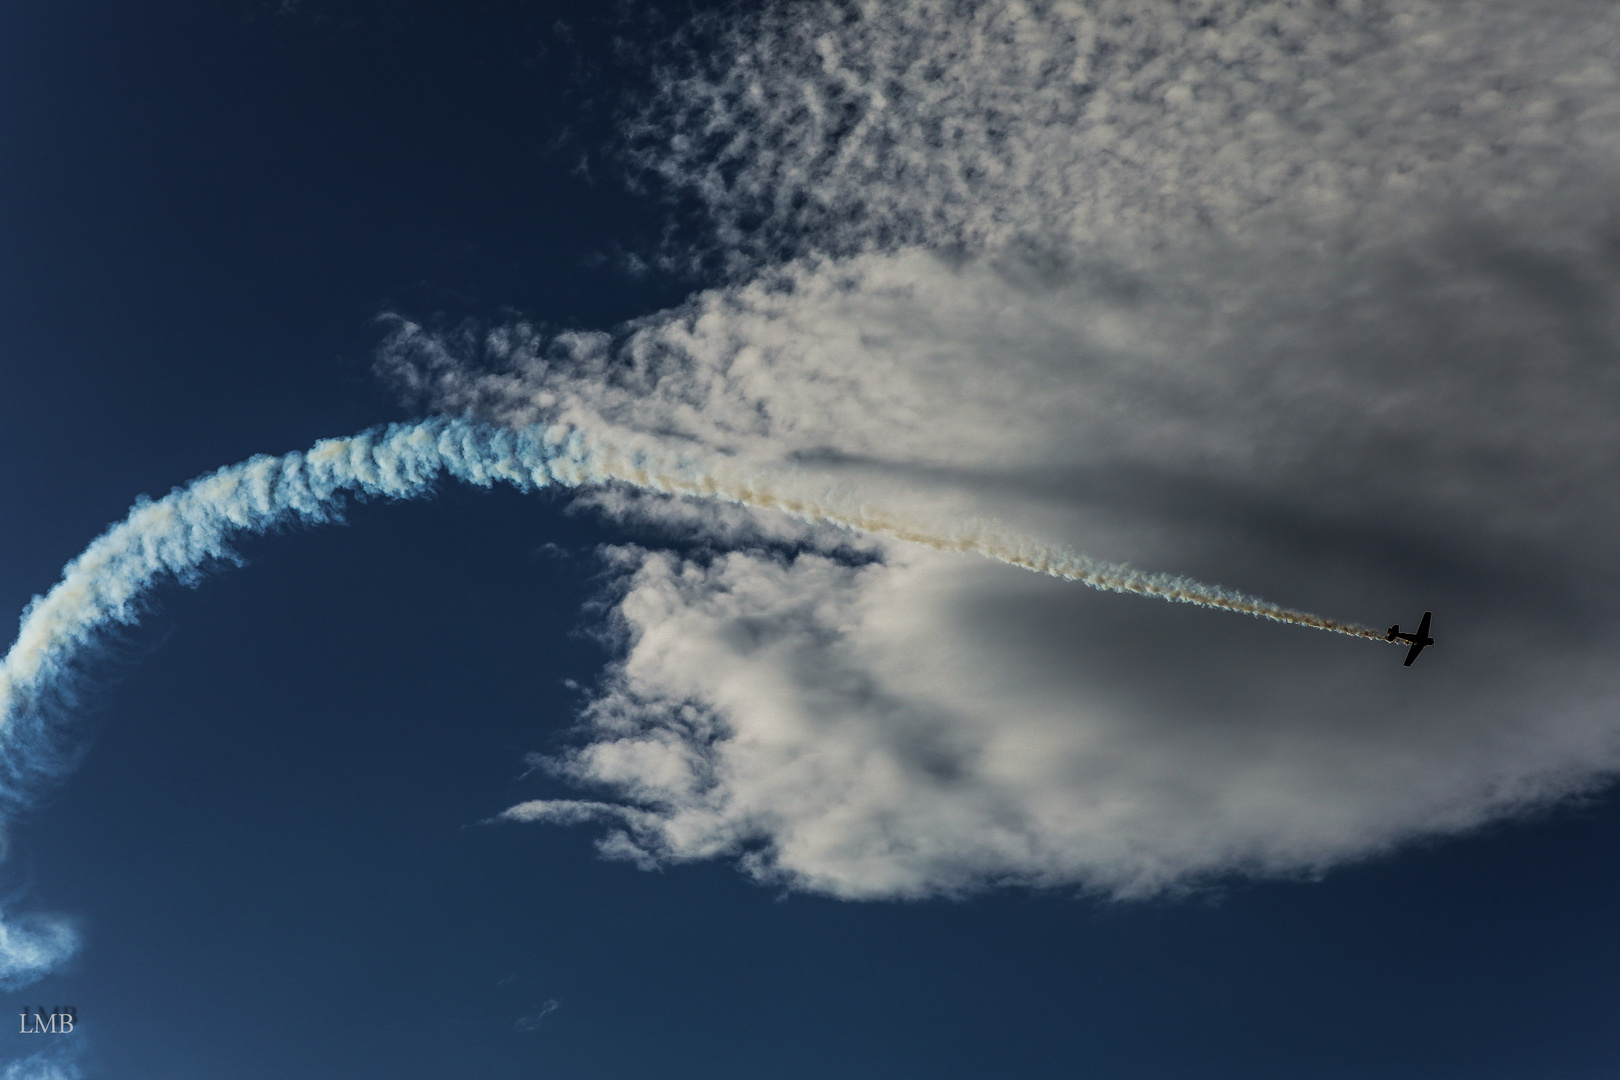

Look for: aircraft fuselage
[1386,611,1434,666]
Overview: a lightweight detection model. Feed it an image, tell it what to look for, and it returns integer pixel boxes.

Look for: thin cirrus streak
[0,417,1390,799]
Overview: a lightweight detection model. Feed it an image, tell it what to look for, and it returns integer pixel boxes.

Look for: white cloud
[388,0,1620,897]
[624,0,1620,265]
[0,911,78,991]
[0,1046,81,1080]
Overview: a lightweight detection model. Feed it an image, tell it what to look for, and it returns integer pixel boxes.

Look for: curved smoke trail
[3,416,1392,778]
[0,414,1390,984]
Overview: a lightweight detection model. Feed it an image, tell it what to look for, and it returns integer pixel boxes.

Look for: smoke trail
[607,452,1391,641]
[0,414,1390,981]
[2,417,1392,781]
[2,419,562,796]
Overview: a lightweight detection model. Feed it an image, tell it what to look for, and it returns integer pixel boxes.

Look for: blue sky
[4,1,1620,1077]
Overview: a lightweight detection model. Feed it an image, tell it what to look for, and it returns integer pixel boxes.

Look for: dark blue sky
[3,2,1620,1078]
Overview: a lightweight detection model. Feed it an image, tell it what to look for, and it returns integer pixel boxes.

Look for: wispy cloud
[0,1044,82,1080]
[514,999,560,1032]
[0,908,78,991]
[624,0,1620,267]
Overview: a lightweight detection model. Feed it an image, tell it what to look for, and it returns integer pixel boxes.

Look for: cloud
[0,1046,82,1080]
[622,0,1620,266]
[514,999,561,1032]
[384,0,1620,898]
[0,910,78,991]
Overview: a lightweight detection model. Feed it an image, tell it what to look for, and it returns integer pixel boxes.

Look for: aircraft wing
[1403,640,1427,666]
[1416,611,1432,638]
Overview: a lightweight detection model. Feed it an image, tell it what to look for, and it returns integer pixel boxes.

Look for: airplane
[1386,611,1434,666]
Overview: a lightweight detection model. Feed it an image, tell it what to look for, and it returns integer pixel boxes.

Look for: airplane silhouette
[1386,611,1434,667]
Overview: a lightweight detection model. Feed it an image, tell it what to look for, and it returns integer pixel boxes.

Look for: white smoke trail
[0,413,1393,981]
[586,443,1393,637]
[612,454,1391,641]
[2,419,565,800]
[3,417,1392,793]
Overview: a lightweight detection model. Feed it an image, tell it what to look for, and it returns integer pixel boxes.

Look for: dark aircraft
[1386,611,1434,666]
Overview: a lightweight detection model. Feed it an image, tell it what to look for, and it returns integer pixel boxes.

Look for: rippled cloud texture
[385,0,1620,898]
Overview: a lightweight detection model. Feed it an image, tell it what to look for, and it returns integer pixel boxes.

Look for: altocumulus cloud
[382,0,1620,898]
